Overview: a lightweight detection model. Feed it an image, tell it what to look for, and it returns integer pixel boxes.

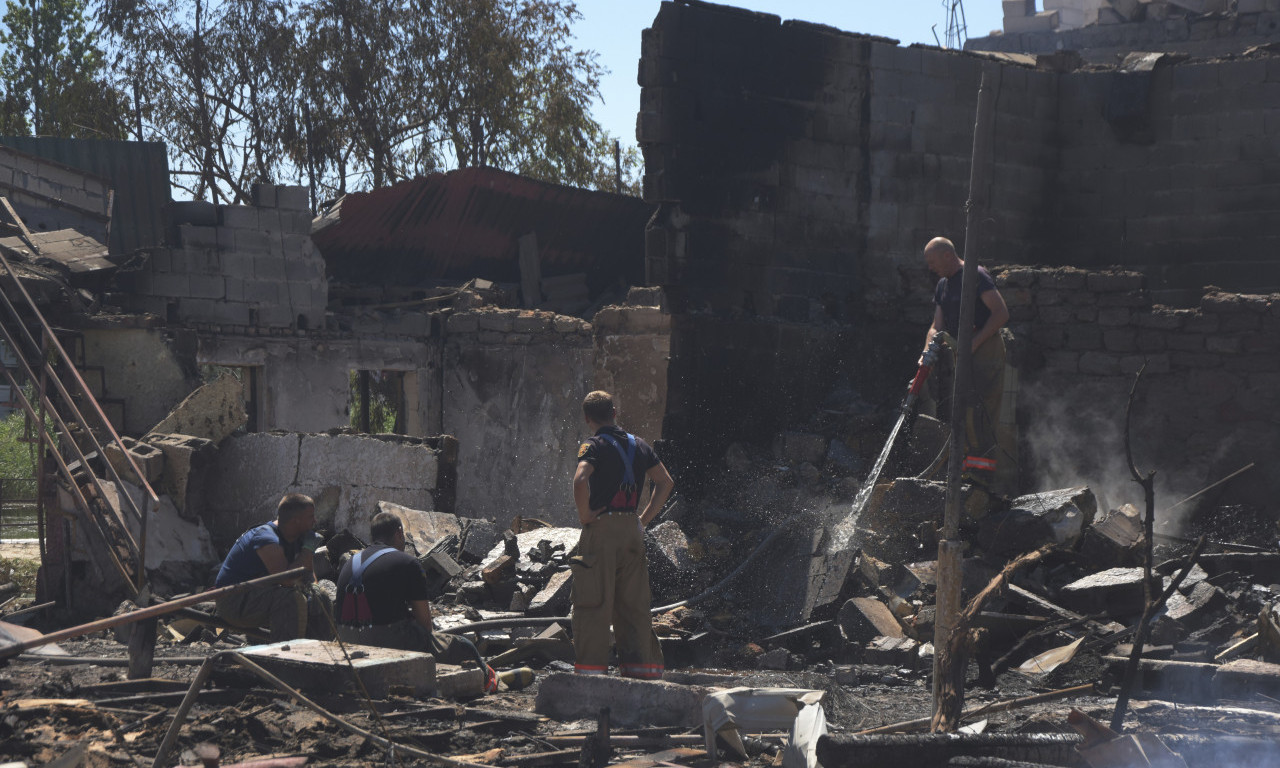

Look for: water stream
[827,409,909,553]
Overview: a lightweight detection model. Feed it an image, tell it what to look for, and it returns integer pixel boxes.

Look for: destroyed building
[2,0,1280,766]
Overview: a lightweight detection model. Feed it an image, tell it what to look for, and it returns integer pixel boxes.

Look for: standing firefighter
[570,390,674,678]
[921,236,1013,492]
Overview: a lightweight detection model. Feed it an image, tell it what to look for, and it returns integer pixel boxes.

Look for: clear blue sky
[573,0,1004,145]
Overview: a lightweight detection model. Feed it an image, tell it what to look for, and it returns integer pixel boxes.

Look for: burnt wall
[1050,58,1280,288]
[641,0,1280,462]
[1001,265,1280,515]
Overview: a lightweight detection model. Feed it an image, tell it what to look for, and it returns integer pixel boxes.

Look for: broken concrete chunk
[1060,567,1146,616]
[534,672,705,727]
[146,372,248,445]
[481,527,580,566]
[376,500,460,555]
[482,555,516,584]
[1078,504,1143,569]
[226,639,436,699]
[863,636,920,668]
[978,486,1096,556]
[837,598,903,644]
[1165,581,1223,625]
[857,479,976,564]
[755,647,792,670]
[528,569,573,616]
[460,518,504,564]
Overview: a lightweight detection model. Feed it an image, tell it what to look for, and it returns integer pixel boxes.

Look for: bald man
[920,237,1011,491]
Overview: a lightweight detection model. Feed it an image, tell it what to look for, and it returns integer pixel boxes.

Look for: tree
[101,0,631,202]
[0,0,128,138]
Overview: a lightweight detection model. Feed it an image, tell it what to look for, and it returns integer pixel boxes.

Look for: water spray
[845,335,946,532]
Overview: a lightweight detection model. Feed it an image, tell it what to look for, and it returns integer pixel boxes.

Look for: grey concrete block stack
[1000,264,1280,507]
[444,308,592,347]
[140,183,327,332]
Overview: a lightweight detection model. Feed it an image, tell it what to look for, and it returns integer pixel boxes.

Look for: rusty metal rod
[0,567,305,659]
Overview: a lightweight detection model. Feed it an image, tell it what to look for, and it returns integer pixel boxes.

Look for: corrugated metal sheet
[311,166,651,292]
[0,137,171,258]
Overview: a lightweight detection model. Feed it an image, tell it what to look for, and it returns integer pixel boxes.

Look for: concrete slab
[528,569,573,616]
[482,527,580,565]
[534,672,706,727]
[236,639,435,698]
[978,486,1096,556]
[147,372,247,444]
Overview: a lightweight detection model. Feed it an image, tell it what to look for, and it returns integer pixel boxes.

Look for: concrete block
[172,200,218,227]
[254,255,286,281]
[234,227,272,253]
[234,639,435,698]
[143,432,216,519]
[189,273,226,300]
[178,223,220,249]
[434,664,486,699]
[448,313,479,333]
[252,182,278,208]
[219,205,260,230]
[245,280,280,304]
[534,672,706,727]
[527,569,572,616]
[103,436,165,485]
[477,311,515,332]
[1060,566,1146,617]
[276,185,310,212]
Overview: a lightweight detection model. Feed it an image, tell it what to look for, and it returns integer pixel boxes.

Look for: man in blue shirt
[920,237,1012,491]
[215,493,323,641]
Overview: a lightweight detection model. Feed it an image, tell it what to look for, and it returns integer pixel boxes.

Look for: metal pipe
[0,567,306,659]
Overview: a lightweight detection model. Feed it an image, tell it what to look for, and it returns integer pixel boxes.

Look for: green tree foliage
[0,409,36,483]
[94,0,635,202]
[0,0,128,138]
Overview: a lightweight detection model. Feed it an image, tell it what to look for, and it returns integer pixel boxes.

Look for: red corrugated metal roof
[311,166,650,290]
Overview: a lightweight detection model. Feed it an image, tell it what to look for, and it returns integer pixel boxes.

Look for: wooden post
[933,62,1002,729]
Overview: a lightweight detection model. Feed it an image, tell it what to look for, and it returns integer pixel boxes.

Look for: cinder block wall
[1051,58,1280,287]
[127,184,327,331]
[640,0,1280,467]
[1001,265,1280,513]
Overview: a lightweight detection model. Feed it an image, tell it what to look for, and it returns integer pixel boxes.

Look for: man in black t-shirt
[570,390,674,679]
[920,236,1013,492]
[334,511,492,685]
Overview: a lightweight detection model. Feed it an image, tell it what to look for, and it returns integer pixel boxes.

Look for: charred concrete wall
[79,327,198,435]
[443,309,593,526]
[124,185,327,331]
[970,4,1280,63]
[1050,58,1280,288]
[639,0,1280,461]
[203,431,452,547]
[1002,265,1280,514]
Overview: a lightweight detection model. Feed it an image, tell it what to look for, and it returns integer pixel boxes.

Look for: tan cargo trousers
[570,513,664,679]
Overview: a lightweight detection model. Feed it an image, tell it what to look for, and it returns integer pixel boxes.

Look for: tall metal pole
[933,62,1001,727]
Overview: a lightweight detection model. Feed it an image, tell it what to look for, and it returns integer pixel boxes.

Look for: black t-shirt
[934,265,997,337]
[576,425,660,511]
[334,545,430,625]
